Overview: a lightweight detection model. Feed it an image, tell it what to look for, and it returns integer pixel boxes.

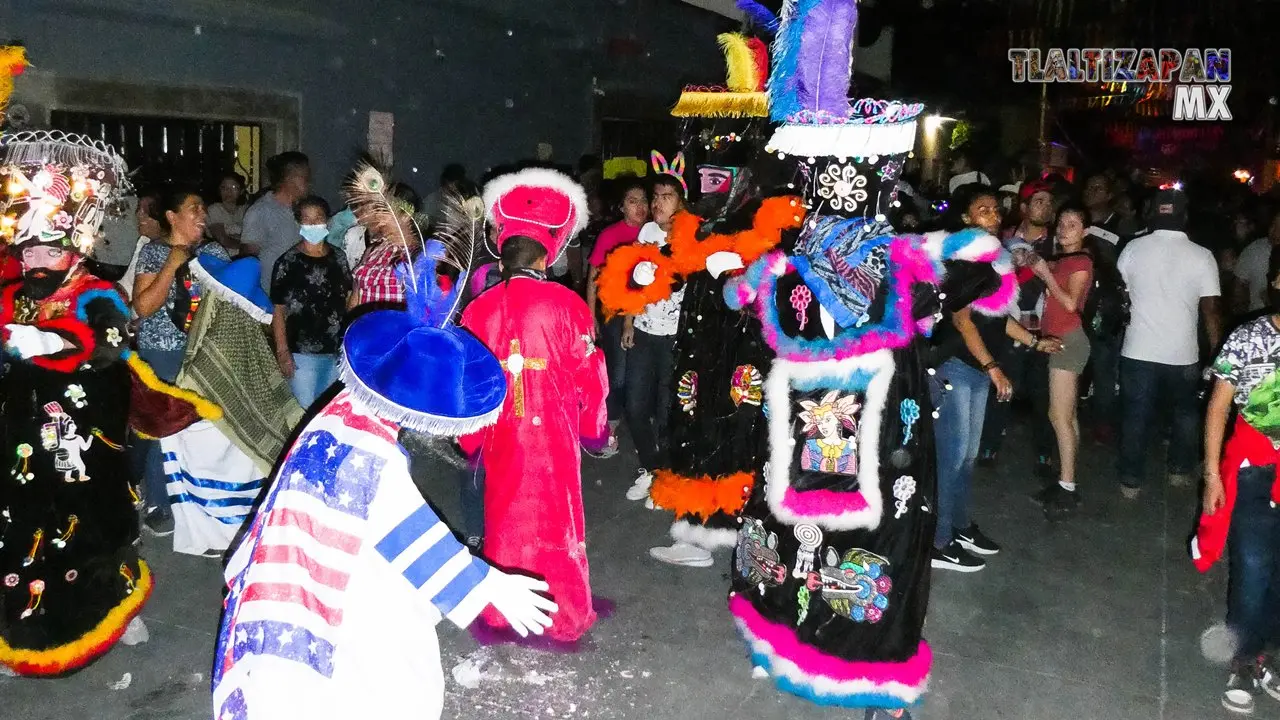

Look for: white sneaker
[120,616,149,646]
[625,470,653,501]
[649,542,714,567]
[644,498,655,510]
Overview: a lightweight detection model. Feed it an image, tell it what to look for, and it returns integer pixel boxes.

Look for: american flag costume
[212,392,492,719]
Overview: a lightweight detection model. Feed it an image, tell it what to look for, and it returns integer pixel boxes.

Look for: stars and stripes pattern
[213,393,395,718]
[211,392,494,720]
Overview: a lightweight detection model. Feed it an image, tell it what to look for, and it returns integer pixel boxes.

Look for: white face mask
[300,224,329,245]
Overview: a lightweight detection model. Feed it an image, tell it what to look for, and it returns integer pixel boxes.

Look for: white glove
[479,569,558,637]
[632,261,658,287]
[5,324,66,359]
[705,251,745,279]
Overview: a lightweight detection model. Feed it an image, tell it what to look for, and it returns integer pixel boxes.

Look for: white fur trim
[920,230,948,263]
[482,167,590,241]
[944,231,1002,263]
[765,121,917,160]
[735,616,928,704]
[189,258,272,324]
[670,519,739,550]
[764,353,894,531]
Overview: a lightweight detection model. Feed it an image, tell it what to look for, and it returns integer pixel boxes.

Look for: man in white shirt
[1116,188,1222,499]
[1233,213,1280,313]
[947,148,990,196]
[622,176,686,503]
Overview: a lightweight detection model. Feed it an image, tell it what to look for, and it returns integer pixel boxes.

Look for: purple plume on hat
[769,0,858,121]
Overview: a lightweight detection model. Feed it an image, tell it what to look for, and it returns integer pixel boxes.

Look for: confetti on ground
[108,673,132,690]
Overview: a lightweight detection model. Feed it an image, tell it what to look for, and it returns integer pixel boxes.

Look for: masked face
[20,244,76,299]
[698,166,737,195]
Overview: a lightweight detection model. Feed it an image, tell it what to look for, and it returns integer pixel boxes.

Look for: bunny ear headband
[650,150,689,197]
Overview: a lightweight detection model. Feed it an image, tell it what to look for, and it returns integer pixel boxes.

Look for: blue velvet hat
[189,255,273,324]
[340,240,507,435]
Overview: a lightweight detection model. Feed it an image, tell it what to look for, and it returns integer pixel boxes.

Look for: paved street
[5,421,1277,720]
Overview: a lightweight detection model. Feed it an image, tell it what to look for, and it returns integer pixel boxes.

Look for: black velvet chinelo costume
[0,267,151,675]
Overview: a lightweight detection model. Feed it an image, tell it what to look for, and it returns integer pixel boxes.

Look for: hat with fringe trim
[340,241,506,436]
[189,255,273,324]
[764,0,922,159]
[672,32,770,119]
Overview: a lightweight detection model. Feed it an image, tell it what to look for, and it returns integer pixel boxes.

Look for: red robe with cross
[459,275,609,642]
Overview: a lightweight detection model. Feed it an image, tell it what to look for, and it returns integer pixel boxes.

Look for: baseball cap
[1018,180,1053,203]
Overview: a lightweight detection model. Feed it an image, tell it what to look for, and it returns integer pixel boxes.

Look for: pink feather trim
[969,272,1018,316]
[780,486,870,516]
[730,593,932,686]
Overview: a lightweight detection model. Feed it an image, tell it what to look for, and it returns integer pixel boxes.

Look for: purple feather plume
[795,0,857,115]
[737,0,780,32]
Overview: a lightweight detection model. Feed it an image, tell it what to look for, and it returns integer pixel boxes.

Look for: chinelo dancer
[721,1,1011,717]
[597,21,805,569]
[0,130,217,675]
[212,164,558,719]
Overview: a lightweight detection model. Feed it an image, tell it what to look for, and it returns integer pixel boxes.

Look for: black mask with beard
[22,268,71,300]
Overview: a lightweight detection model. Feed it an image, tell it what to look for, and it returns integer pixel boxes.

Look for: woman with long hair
[1030,204,1094,520]
[130,186,229,534]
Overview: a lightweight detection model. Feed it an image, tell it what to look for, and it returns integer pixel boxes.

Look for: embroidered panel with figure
[794,389,863,478]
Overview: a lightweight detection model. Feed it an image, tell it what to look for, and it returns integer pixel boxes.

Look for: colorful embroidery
[64,384,87,408]
[892,476,915,519]
[736,517,786,588]
[3,573,17,588]
[791,523,823,578]
[798,390,861,475]
[10,443,33,483]
[20,579,45,619]
[817,162,868,214]
[730,364,764,407]
[499,339,548,418]
[796,586,812,624]
[105,326,122,347]
[899,399,920,445]
[819,547,892,624]
[789,285,812,330]
[678,370,699,414]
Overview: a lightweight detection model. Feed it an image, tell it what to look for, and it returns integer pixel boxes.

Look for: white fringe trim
[670,520,739,550]
[189,258,272,325]
[337,349,503,436]
[765,121,917,160]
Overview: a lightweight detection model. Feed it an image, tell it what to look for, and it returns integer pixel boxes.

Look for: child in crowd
[1196,256,1280,714]
[270,196,351,409]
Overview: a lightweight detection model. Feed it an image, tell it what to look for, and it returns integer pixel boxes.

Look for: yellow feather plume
[0,46,29,121]
[718,33,759,93]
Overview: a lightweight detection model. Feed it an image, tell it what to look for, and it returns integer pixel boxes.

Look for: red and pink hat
[482,167,589,261]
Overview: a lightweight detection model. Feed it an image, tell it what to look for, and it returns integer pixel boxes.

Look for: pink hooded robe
[460,276,609,641]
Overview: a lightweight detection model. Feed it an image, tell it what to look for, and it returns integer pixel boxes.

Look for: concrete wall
[1,0,725,198]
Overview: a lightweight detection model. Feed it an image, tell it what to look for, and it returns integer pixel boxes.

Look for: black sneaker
[931,540,985,572]
[143,508,174,538]
[1041,484,1081,521]
[954,524,1001,556]
[1224,658,1264,714]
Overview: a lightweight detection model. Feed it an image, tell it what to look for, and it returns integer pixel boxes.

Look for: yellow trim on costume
[671,91,769,118]
[126,353,223,421]
[0,560,153,676]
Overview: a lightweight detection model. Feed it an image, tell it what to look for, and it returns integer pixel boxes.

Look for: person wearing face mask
[270,196,351,409]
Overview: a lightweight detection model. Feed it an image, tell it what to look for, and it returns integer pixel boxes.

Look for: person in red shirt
[585,179,649,425]
[1030,205,1093,520]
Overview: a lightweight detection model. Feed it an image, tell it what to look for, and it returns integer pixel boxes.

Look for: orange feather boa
[595,242,678,318]
[649,469,755,520]
[666,196,806,276]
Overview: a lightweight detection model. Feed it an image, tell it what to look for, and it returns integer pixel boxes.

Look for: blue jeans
[624,329,675,471]
[979,344,1053,460]
[929,358,990,548]
[1227,465,1280,661]
[134,348,185,517]
[290,353,339,410]
[1117,357,1200,488]
[601,316,628,422]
